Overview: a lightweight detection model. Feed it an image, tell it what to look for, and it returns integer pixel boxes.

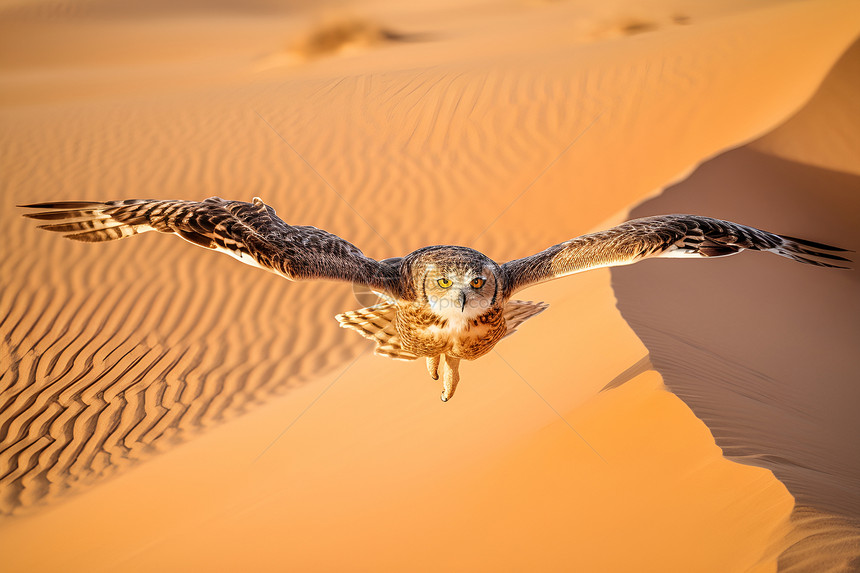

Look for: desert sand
[1,0,859,570]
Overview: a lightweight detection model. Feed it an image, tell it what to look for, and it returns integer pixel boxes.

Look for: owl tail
[335,303,419,360]
[503,300,549,337]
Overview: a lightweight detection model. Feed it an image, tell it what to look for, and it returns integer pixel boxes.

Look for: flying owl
[21,197,850,401]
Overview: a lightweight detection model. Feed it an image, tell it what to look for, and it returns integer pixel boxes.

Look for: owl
[21,197,850,401]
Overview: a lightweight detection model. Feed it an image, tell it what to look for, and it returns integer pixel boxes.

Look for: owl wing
[501,214,851,296]
[21,196,401,295]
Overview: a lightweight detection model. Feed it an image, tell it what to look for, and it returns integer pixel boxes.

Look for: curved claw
[440,355,461,402]
[426,355,440,380]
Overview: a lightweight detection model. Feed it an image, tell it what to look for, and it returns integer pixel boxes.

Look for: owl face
[420,259,500,327]
[402,246,502,323]
[424,265,498,322]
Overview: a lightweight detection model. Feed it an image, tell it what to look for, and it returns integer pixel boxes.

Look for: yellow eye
[437,277,453,288]
[470,277,485,289]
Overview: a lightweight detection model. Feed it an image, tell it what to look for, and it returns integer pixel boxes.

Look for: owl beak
[458,290,467,312]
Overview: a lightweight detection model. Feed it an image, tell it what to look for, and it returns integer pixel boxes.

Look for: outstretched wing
[21,196,400,295]
[502,214,851,296]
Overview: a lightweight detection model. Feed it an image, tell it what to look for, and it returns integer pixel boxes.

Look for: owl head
[402,246,502,324]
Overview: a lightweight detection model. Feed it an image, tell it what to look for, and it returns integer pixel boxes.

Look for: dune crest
[612,35,860,569]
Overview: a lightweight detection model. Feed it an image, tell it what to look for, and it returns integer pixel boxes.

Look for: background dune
[613,37,860,567]
[1,0,859,570]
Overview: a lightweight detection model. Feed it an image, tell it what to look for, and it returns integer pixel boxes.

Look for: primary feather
[22,196,400,296]
[501,214,850,295]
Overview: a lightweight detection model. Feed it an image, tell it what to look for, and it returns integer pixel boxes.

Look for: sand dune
[1,0,859,570]
[752,34,860,176]
[612,37,860,566]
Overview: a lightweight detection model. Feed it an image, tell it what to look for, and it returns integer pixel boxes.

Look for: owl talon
[427,355,440,380]
[439,355,460,402]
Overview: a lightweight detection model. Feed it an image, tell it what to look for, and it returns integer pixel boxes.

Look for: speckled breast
[395,304,507,360]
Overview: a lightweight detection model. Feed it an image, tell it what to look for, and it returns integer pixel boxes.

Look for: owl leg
[426,355,440,380]
[440,355,461,402]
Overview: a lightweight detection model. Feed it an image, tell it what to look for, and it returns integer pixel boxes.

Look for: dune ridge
[612,36,860,567]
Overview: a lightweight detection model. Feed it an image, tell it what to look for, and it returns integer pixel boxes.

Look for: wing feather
[335,303,418,360]
[501,215,851,295]
[21,197,400,295]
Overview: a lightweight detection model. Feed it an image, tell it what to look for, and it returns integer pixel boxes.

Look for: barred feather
[335,299,547,359]
[503,214,852,295]
[20,197,400,295]
[335,303,418,360]
[501,300,548,338]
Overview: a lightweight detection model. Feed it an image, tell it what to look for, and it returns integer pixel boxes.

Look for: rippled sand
[1,0,858,570]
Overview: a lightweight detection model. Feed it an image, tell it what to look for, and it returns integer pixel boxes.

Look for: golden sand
[1,0,858,570]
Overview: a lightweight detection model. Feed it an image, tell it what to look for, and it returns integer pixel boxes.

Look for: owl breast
[395,303,507,360]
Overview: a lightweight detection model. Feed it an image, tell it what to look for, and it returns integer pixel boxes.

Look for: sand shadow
[288,17,429,62]
[611,145,860,537]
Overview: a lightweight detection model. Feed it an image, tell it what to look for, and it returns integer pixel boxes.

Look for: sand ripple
[0,57,611,514]
[0,239,363,514]
[3,4,858,545]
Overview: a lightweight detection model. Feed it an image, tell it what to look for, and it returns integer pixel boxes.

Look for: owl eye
[470,277,485,289]
[437,277,453,288]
